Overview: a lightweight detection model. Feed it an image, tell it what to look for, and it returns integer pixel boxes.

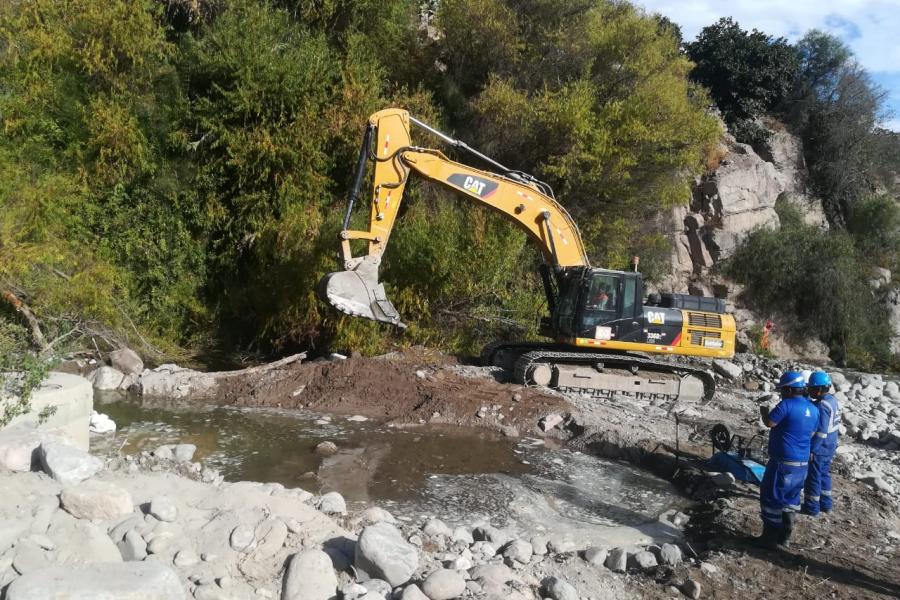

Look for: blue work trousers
[803,453,834,515]
[760,458,808,529]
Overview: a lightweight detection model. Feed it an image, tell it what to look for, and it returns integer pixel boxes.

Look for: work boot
[800,505,818,517]
[779,512,796,548]
[753,525,780,550]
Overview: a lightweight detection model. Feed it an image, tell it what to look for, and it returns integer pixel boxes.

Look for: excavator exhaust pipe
[317,256,406,328]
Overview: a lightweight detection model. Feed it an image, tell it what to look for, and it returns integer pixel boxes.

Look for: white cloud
[881,118,900,132]
[636,0,900,73]
[636,0,900,129]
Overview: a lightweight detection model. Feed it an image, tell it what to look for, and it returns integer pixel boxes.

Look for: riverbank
[3,349,900,599]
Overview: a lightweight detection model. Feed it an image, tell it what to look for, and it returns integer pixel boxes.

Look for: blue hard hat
[776,370,806,389]
[807,371,832,388]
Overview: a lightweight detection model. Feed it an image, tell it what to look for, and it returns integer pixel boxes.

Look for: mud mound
[217,355,572,434]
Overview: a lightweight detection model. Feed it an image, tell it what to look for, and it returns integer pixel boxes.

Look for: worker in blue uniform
[803,371,840,515]
[756,370,819,549]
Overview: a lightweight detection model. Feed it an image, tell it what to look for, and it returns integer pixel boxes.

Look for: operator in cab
[757,370,819,549]
[803,371,841,515]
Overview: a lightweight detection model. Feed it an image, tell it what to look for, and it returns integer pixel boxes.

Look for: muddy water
[93,392,690,546]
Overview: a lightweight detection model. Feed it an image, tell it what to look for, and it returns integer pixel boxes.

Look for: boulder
[468,563,513,586]
[582,546,608,566]
[539,413,564,432]
[423,518,452,538]
[139,364,217,401]
[39,442,103,484]
[352,506,398,528]
[118,529,148,561]
[4,372,93,451]
[401,585,430,600]
[659,543,682,567]
[89,412,117,434]
[315,441,338,456]
[540,576,579,600]
[529,534,549,556]
[89,366,127,391]
[60,480,133,520]
[149,496,178,522]
[282,549,338,600]
[355,522,418,587]
[604,547,627,572]
[422,569,466,600]
[472,525,509,547]
[712,360,743,380]
[5,561,186,600]
[319,491,347,515]
[501,539,533,564]
[0,426,72,472]
[173,444,196,463]
[630,550,658,570]
[682,578,702,599]
[108,349,144,376]
[229,524,255,552]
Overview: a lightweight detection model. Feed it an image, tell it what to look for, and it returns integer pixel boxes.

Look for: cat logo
[447,173,498,199]
[647,311,665,325]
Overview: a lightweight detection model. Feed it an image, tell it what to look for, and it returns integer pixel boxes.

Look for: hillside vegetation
[1,1,898,367]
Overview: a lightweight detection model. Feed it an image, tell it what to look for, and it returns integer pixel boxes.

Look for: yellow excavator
[318,108,736,402]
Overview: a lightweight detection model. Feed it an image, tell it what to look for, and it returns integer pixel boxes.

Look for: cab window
[623,277,636,317]
[586,274,619,313]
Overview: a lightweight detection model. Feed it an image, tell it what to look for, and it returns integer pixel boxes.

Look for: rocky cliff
[658,121,831,361]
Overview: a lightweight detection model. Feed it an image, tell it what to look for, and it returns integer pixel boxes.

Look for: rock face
[766,126,828,228]
[39,442,103,484]
[282,549,338,600]
[663,135,783,293]
[5,561,187,600]
[355,522,419,587]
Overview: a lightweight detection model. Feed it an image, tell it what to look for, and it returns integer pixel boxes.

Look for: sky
[635,0,900,131]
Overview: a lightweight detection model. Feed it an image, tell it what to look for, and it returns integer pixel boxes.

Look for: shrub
[728,200,889,367]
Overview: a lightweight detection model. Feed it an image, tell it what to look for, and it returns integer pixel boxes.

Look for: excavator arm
[320,108,589,327]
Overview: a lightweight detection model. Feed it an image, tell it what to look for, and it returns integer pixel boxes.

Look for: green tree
[433,0,720,272]
[685,17,799,144]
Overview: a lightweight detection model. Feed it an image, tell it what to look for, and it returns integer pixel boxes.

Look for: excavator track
[484,343,715,403]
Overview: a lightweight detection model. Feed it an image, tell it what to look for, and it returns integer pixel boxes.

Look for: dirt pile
[218,354,572,435]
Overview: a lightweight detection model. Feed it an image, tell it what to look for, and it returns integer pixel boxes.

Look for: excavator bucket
[317,256,405,328]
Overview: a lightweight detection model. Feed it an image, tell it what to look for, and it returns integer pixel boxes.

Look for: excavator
[318,108,736,403]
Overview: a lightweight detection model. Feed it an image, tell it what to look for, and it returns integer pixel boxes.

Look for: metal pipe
[343,124,373,230]
[409,115,514,175]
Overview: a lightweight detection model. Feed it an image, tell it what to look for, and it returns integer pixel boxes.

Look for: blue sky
[636,0,900,131]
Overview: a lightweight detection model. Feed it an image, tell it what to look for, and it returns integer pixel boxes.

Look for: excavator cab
[551,267,647,343]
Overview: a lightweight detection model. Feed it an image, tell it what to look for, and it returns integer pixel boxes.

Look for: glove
[759,405,770,423]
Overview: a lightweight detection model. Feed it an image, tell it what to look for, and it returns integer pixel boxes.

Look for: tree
[786,29,852,126]
[434,0,720,274]
[685,18,799,144]
[803,63,888,225]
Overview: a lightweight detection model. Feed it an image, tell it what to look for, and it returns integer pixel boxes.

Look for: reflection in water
[93,392,690,542]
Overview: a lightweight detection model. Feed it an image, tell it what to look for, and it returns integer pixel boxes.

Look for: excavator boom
[319,108,588,327]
